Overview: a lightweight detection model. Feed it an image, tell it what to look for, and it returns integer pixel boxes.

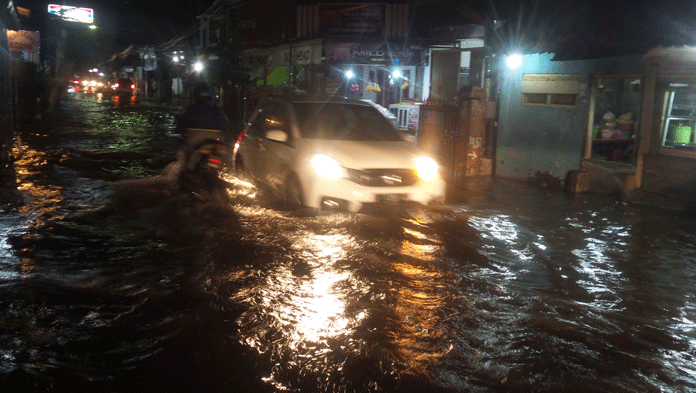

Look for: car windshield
[293,102,404,141]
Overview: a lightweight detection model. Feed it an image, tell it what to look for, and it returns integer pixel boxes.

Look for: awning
[642,46,696,63]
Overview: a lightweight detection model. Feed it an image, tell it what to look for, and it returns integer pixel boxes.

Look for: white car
[232,96,446,213]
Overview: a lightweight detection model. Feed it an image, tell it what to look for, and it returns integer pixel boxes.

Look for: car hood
[298,139,432,169]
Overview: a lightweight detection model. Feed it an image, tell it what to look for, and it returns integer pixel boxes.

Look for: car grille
[345,168,418,187]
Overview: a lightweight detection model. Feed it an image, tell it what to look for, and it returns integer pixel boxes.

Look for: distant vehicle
[71,77,106,94]
[232,95,446,213]
[110,78,136,97]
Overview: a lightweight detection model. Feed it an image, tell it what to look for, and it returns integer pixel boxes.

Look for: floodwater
[1,94,695,393]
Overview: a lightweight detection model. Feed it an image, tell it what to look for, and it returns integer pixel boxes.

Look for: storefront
[634,46,696,206]
[241,38,324,91]
[242,40,423,105]
[322,40,423,106]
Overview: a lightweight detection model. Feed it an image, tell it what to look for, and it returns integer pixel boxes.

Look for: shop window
[521,74,580,107]
[523,93,547,105]
[660,86,696,150]
[588,77,642,163]
[523,93,577,106]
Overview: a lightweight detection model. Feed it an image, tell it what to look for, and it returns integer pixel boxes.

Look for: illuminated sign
[6,30,41,53]
[47,4,94,24]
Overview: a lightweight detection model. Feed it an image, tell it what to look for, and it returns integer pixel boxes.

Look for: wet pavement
[1,93,695,393]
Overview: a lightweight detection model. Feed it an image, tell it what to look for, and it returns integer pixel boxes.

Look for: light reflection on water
[216,187,696,392]
[214,203,464,390]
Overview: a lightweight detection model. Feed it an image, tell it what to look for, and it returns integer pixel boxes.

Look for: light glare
[311,155,343,178]
[414,157,438,181]
[506,53,523,70]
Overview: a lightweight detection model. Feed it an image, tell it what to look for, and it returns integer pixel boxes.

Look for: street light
[506,53,523,70]
[345,69,355,80]
[194,61,203,73]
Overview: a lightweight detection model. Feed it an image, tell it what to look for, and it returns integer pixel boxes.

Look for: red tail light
[130,84,136,90]
[113,83,120,88]
[208,157,222,164]
[236,132,245,142]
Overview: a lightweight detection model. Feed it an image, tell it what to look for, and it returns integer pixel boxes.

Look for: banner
[7,30,40,53]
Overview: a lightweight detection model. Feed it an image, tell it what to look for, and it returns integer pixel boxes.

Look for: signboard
[292,40,323,65]
[242,41,322,68]
[47,4,94,24]
[325,41,418,66]
[242,49,271,68]
[6,30,40,53]
[319,4,384,38]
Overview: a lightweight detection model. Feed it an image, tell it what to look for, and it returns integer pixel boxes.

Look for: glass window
[293,103,404,141]
[588,77,642,163]
[247,102,276,137]
[263,103,291,135]
[660,87,696,149]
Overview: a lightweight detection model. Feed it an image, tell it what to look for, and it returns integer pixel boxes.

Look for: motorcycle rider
[173,82,234,198]
[175,82,234,147]
[174,82,234,168]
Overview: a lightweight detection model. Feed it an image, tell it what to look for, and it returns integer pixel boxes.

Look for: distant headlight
[311,155,343,178]
[414,157,438,181]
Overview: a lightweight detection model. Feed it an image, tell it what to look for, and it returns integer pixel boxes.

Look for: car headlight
[414,157,438,182]
[311,155,343,178]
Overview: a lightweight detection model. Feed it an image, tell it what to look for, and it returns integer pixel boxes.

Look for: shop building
[496,52,645,194]
[632,46,696,210]
[495,47,696,210]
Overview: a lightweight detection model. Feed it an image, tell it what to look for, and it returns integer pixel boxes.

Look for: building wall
[642,154,696,194]
[497,53,643,182]
[430,51,459,101]
[0,15,13,147]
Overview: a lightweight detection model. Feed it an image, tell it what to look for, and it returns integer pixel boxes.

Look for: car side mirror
[265,129,288,143]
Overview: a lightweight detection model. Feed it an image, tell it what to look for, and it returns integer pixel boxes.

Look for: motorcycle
[178,129,228,201]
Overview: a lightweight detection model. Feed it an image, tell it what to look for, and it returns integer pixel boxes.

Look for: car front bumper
[303,175,447,213]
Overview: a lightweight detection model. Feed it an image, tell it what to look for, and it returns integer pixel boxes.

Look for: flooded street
[1,94,695,393]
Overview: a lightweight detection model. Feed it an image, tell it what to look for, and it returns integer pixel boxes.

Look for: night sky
[12,0,215,70]
[14,0,214,44]
[11,0,696,68]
